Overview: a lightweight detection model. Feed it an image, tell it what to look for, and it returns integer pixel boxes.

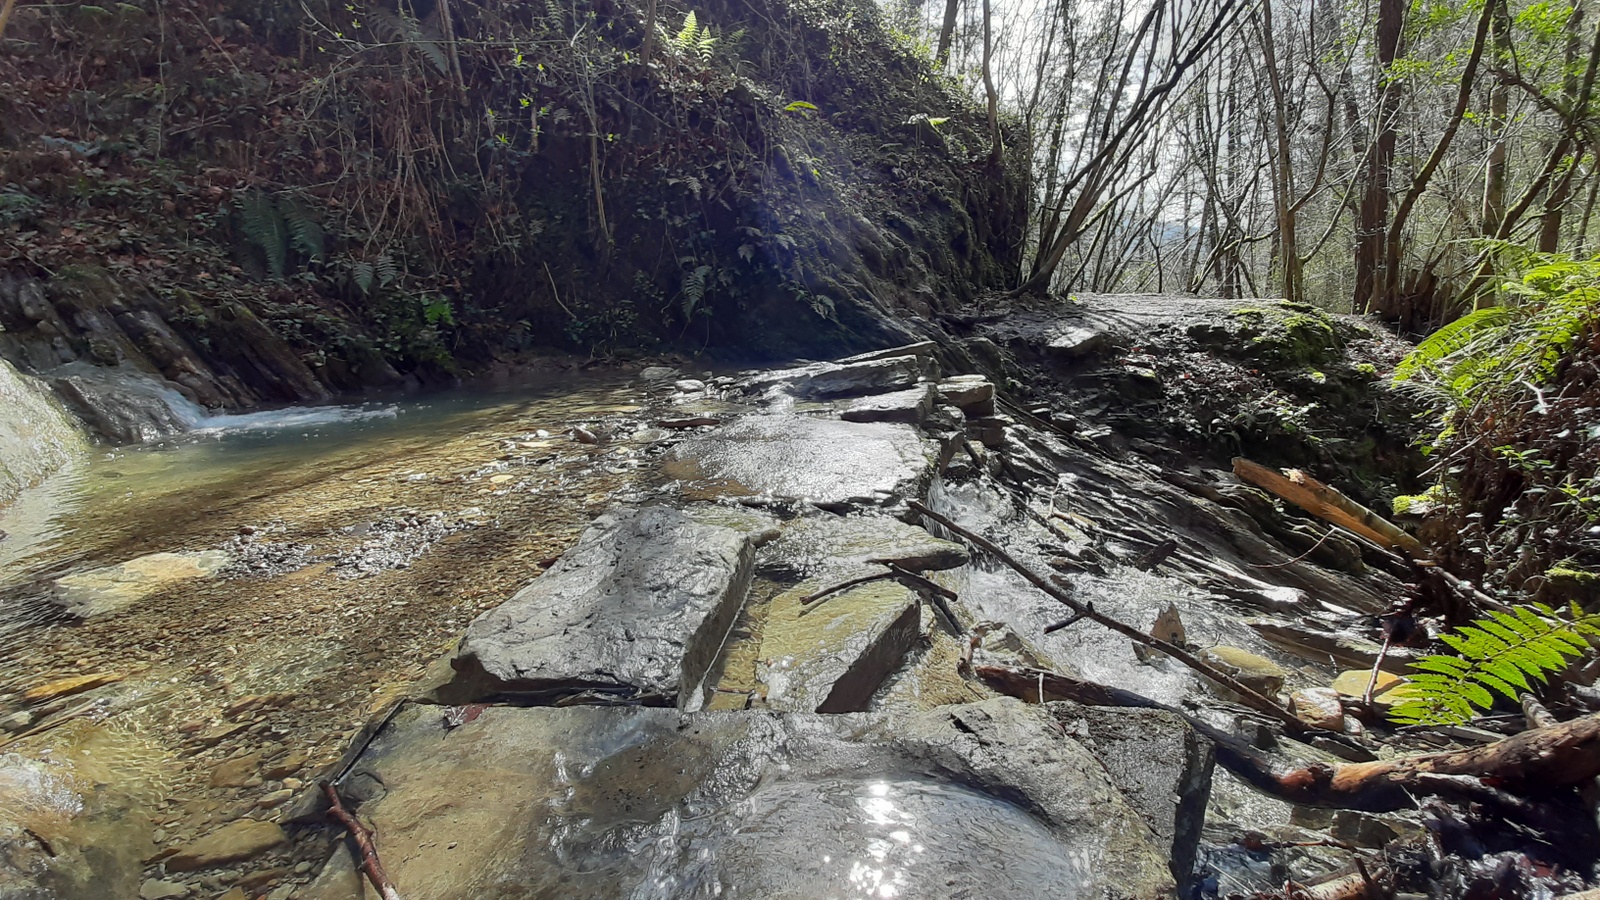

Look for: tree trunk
[981,0,1003,166]
[1483,0,1513,237]
[1356,0,1403,315]
[1541,2,1586,252]
[936,0,960,68]
[1259,0,1302,304]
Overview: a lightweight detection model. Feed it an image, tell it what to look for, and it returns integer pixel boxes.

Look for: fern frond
[239,191,288,279]
[1393,306,1512,383]
[1389,604,1600,726]
[676,11,699,52]
[277,196,324,261]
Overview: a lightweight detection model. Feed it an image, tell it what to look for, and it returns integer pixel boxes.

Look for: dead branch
[323,782,403,900]
[978,664,1600,825]
[1232,457,1425,558]
[908,500,1322,732]
[800,571,894,606]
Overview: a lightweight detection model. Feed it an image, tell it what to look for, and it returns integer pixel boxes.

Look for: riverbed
[0,373,662,897]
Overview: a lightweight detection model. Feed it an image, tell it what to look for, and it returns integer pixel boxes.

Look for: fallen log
[1232,458,1425,559]
[909,500,1327,733]
[977,664,1600,824]
[323,782,403,900]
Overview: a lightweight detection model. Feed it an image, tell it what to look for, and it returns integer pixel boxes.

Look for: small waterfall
[0,358,90,511]
[46,361,210,444]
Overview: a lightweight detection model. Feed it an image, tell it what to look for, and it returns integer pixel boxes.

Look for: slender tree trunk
[1259,0,1302,304]
[1356,0,1403,315]
[1541,1,1586,252]
[1483,0,1513,237]
[982,0,1003,166]
[936,0,960,68]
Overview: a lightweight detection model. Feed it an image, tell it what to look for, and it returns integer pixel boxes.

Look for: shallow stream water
[0,373,665,896]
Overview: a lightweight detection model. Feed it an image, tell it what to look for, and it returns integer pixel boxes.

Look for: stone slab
[666,414,937,510]
[838,384,937,424]
[738,355,931,400]
[301,700,1177,900]
[446,505,769,707]
[758,580,922,713]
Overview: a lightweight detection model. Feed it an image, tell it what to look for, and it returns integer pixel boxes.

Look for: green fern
[369,8,450,75]
[239,191,288,278]
[1389,603,1600,726]
[661,11,718,61]
[681,264,711,319]
[277,196,324,261]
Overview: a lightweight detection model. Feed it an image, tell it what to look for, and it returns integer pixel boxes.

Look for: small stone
[639,366,679,381]
[138,878,189,899]
[1331,669,1410,702]
[209,753,262,788]
[1200,646,1288,696]
[216,891,247,900]
[264,749,307,778]
[1291,688,1344,730]
[281,777,304,790]
[673,379,706,393]
[166,820,287,871]
[22,672,124,703]
[294,861,312,874]
[257,789,294,809]
[196,722,250,746]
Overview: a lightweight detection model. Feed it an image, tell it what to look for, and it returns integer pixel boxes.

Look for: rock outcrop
[302,700,1191,900]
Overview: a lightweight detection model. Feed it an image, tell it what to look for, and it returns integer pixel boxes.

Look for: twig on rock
[323,781,403,900]
[908,500,1319,732]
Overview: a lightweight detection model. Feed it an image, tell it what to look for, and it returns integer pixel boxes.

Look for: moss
[1544,565,1600,607]
[1392,484,1449,517]
[1229,304,1338,367]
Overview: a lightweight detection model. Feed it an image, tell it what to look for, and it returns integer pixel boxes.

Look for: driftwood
[978,664,1600,827]
[323,782,403,900]
[908,500,1327,732]
[1232,457,1425,559]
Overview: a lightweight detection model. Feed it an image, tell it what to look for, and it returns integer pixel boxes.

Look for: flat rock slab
[446,506,772,706]
[758,579,921,713]
[761,512,968,580]
[166,820,286,872]
[52,550,230,619]
[302,699,1178,900]
[739,354,935,400]
[838,384,937,424]
[666,415,937,510]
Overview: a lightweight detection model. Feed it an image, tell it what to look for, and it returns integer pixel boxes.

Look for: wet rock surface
[304,699,1182,900]
[445,505,772,706]
[4,321,1449,898]
[666,414,938,510]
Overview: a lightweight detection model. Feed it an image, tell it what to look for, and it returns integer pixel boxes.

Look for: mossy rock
[1229,303,1338,367]
[1543,566,1600,608]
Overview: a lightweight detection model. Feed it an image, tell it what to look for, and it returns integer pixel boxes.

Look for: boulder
[447,506,771,707]
[301,700,1177,900]
[1049,702,1215,886]
[760,513,968,578]
[667,414,937,510]
[936,374,996,417]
